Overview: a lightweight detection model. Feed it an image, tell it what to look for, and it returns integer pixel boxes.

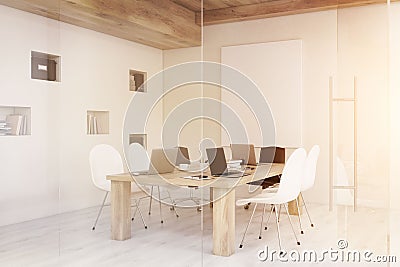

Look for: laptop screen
[176,147,190,165]
[231,144,257,165]
[206,147,227,176]
[259,147,285,164]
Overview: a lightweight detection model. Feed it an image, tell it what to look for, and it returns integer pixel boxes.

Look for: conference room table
[106,163,284,257]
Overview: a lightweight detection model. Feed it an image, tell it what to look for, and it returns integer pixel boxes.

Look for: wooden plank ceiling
[172,0,390,25]
[0,0,201,50]
[0,0,391,49]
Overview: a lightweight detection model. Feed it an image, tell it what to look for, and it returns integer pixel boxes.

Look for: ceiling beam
[0,0,201,50]
[197,0,391,25]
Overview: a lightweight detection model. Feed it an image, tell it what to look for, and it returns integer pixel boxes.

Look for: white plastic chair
[236,148,306,251]
[89,144,147,230]
[295,145,320,234]
[127,143,179,223]
[261,145,320,235]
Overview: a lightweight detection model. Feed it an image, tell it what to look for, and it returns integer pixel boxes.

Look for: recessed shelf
[129,133,147,148]
[129,69,147,92]
[87,110,109,135]
[31,51,61,82]
[0,106,31,136]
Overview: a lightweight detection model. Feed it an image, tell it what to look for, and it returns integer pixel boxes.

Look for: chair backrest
[259,146,285,163]
[301,145,320,192]
[89,144,124,191]
[274,148,306,203]
[127,143,150,172]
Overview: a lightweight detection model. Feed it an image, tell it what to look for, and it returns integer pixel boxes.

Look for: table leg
[213,188,235,256]
[288,194,303,215]
[209,187,213,208]
[111,180,131,241]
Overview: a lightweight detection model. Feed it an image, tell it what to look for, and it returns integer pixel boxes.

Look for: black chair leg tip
[297,241,301,245]
[301,231,304,234]
[148,212,151,215]
[264,227,267,230]
[239,245,243,249]
[131,218,134,221]
[176,215,179,218]
[92,227,95,231]
[161,220,164,224]
[258,236,262,239]
[145,226,148,229]
[311,224,314,227]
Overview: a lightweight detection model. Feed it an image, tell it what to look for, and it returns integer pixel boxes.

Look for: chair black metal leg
[301,193,314,227]
[166,191,180,217]
[259,204,267,239]
[92,192,108,230]
[136,202,148,229]
[239,203,258,248]
[283,203,300,245]
[264,205,273,230]
[148,186,154,215]
[158,186,163,224]
[296,198,304,234]
[273,204,283,253]
[131,199,139,221]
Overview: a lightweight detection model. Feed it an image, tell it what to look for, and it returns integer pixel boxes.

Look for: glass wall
[1,1,399,266]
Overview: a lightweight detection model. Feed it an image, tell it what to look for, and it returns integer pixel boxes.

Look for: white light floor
[0,200,398,267]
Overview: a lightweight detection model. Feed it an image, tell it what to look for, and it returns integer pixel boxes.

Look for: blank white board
[221,40,302,148]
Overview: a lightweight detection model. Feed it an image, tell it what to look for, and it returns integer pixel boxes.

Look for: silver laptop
[133,148,175,175]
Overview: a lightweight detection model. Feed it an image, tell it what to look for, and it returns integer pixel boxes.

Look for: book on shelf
[93,116,98,135]
[0,121,11,135]
[19,115,27,135]
[87,114,99,134]
[5,115,25,135]
[87,114,92,134]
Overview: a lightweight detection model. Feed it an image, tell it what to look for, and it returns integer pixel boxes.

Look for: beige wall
[162,47,204,160]
[163,4,395,208]
[0,5,163,226]
[202,10,337,204]
[389,2,400,254]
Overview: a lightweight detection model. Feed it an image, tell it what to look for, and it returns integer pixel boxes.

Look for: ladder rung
[332,98,355,102]
[333,186,355,189]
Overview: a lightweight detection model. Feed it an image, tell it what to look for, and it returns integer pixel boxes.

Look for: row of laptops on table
[206,145,284,178]
[132,147,190,175]
[133,144,284,179]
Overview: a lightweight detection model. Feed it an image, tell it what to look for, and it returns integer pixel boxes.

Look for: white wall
[203,10,337,204]
[0,5,162,226]
[163,47,204,160]
[389,2,400,254]
[336,5,390,208]
[221,40,303,148]
[201,4,393,207]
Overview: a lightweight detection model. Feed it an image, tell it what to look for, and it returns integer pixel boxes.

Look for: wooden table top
[107,163,284,189]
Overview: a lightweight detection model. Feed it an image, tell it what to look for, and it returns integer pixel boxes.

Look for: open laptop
[175,146,190,165]
[259,146,285,164]
[231,144,257,166]
[133,148,175,175]
[206,147,248,178]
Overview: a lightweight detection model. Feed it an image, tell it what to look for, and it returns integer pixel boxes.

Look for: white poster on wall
[221,39,302,148]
